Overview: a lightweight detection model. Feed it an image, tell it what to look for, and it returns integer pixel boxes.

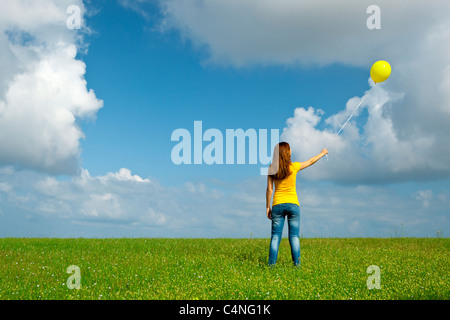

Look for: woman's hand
[300,148,329,170]
[266,207,272,220]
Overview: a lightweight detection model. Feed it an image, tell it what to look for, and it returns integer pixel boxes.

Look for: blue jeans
[268,203,301,266]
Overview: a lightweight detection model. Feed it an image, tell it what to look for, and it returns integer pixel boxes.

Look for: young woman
[266,142,327,266]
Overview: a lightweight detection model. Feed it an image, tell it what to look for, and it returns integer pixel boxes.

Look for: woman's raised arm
[299,149,328,171]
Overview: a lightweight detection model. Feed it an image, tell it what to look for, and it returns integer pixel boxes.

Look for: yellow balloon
[370,60,391,83]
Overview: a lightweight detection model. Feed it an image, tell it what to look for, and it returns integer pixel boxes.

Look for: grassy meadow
[0,238,448,300]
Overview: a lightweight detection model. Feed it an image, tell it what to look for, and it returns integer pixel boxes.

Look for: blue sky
[0,0,449,238]
[79,0,369,184]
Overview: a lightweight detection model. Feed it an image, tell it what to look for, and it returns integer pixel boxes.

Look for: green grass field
[0,238,448,300]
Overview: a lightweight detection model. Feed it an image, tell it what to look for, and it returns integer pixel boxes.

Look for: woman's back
[272,162,302,207]
[266,143,327,266]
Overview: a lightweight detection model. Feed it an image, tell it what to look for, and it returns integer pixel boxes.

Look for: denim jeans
[268,203,301,266]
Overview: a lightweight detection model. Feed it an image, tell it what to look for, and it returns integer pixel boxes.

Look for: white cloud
[1,1,448,238]
[0,182,12,193]
[0,0,102,174]
[0,167,448,237]
[414,189,433,208]
[281,79,450,183]
[142,207,166,226]
[119,0,152,20]
[157,0,450,67]
[101,168,151,183]
[81,193,122,219]
[0,167,267,237]
[297,182,450,237]
[30,168,158,222]
[2,167,232,235]
[154,0,450,184]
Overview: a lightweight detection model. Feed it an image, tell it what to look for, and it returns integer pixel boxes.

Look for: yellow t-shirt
[272,162,301,207]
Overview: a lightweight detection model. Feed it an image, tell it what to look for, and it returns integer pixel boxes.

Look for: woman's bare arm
[300,148,328,171]
[266,175,274,219]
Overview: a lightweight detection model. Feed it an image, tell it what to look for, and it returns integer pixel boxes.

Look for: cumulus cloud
[281,80,450,183]
[0,0,103,174]
[413,189,433,208]
[157,0,450,67]
[25,168,164,223]
[297,182,450,237]
[101,168,151,183]
[1,167,447,237]
[149,0,450,183]
[0,167,261,237]
[1,1,448,237]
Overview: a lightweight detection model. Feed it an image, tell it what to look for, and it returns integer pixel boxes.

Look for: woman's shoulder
[290,162,301,171]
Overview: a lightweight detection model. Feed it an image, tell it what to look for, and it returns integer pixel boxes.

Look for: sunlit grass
[0,238,448,299]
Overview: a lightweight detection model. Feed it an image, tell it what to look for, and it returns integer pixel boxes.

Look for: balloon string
[325,96,366,162]
[336,96,366,135]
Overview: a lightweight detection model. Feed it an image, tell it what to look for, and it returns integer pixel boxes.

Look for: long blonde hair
[268,142,292,180]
